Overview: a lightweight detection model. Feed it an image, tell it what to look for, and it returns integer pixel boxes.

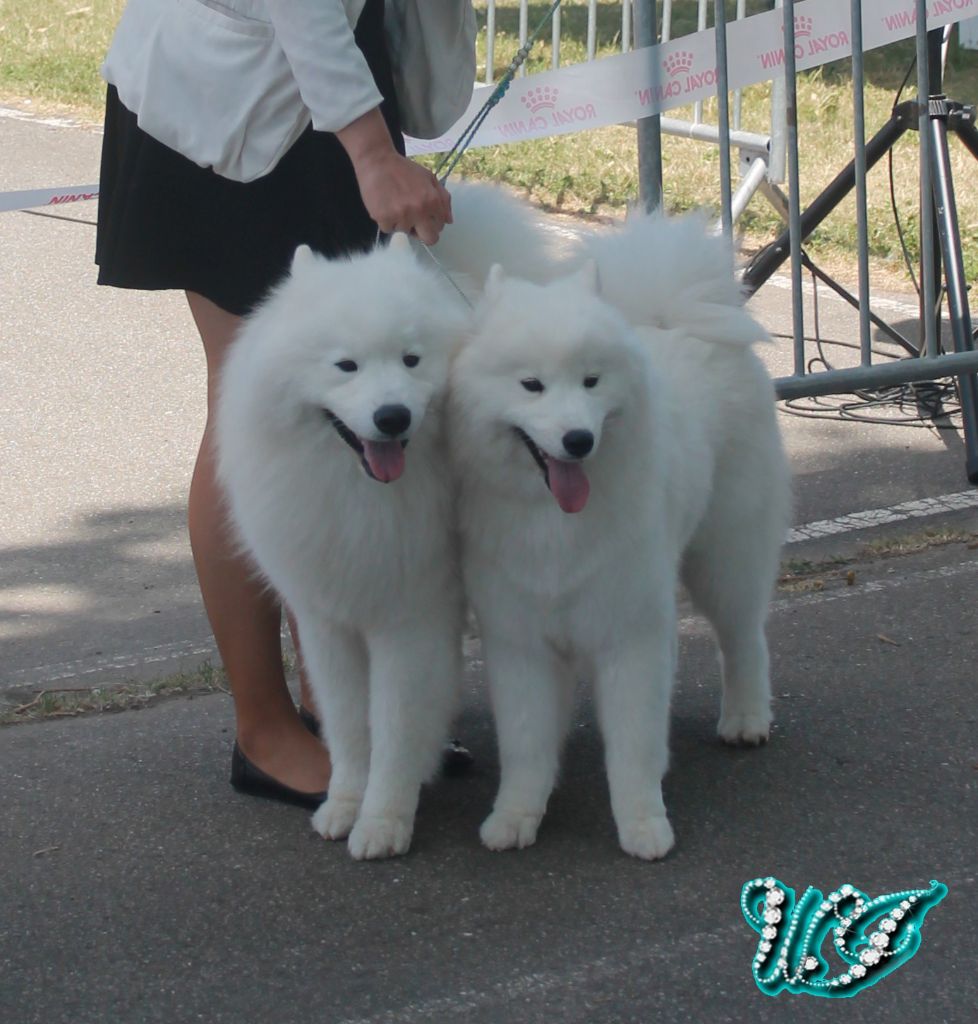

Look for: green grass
[0,0,123,111]
[3,1,978,279]
[0,659,229,726]
[0,654,301,726]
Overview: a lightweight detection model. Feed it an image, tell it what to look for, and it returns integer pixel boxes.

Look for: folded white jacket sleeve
[265,0,384,134]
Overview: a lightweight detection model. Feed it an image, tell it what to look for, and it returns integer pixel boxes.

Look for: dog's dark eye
[521,378,545,393]
[335,359,358,373]
[583,375,600,389]
[403,354,420,368]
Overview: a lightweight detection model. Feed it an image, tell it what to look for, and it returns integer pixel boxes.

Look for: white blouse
[101,0,475,181]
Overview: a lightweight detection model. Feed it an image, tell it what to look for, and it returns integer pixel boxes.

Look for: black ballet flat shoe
[296,705,475,777]
[229,742,328,810]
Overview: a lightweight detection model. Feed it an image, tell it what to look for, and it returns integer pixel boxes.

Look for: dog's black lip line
[323,409,410,480]
[514,427,550,486]
[324,409,363,455]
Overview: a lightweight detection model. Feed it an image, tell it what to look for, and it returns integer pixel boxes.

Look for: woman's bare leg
[186,291,330,795]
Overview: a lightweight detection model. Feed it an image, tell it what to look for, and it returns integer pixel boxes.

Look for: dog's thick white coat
[215,184,534,859]
[449,212,791,859]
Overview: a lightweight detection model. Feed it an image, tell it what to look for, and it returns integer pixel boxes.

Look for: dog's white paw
[718,709,772,746]
[617,815,675,861]
[347,815,413,860]
[479,808,542,851]
[311,796,361,841]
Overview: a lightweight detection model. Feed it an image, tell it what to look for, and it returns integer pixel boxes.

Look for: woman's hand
[337,108,452,244]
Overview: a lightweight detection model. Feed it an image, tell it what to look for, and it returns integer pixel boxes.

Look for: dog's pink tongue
[545,456,590,513]
[362,440,406,483]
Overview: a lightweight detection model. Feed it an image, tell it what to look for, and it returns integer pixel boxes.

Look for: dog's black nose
[373,404,412,436]
[562,429,594,458]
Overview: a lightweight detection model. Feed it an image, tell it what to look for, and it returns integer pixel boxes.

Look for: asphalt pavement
[1,108,976,1024]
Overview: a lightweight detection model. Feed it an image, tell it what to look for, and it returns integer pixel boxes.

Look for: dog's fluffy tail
[429,179,564,288]
[579,212,767,347]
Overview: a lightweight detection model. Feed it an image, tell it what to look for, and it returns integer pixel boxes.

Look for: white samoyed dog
[449,214,791,860]
[215,187,556,860]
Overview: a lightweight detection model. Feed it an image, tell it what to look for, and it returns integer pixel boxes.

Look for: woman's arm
[265,1,382,134]
[336,108,452,245]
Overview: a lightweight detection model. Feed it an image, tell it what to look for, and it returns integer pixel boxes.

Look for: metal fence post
[635,0,664,212]
[916,0,939,360]
[714,0,733,238]
[782,0,805,378]
[850,0,872,365]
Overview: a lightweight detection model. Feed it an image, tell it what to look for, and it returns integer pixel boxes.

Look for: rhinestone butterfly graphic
[742,877,947,997]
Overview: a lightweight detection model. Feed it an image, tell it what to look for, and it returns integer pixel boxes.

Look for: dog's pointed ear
[485,263,506,300]
[291,244,316,273]
[388,231,412,253]
[574,258,600,295]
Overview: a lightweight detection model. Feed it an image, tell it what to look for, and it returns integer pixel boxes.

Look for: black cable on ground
[776,47,964,432]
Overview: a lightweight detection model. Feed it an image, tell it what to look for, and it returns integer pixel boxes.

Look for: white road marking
[0,105,92,130]
[672,555,978,637]
[786,490,978,543]
[334,924,738,1024]
[1,636,219,688]
[764,271,938,323]
[766,555,978,616]
[7,551,977,693]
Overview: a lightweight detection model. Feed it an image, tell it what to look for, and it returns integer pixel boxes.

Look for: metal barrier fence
[740,1,978,480]
[479,1,787,224]
[477,1,978,480]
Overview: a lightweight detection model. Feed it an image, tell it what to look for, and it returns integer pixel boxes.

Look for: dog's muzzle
[514,426,591,514]
[324,409,408,483]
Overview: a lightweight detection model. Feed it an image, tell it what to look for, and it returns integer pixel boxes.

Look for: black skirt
[95,0,402,316]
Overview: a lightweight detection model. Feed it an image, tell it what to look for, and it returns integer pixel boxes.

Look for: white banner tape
[0,184,99,214]
[405,0,978,155]
[2,0,974,209]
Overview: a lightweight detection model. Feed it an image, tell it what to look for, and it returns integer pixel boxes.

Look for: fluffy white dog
[216,239,465,859]
[449,214,791,860]
[215,188,555,860]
